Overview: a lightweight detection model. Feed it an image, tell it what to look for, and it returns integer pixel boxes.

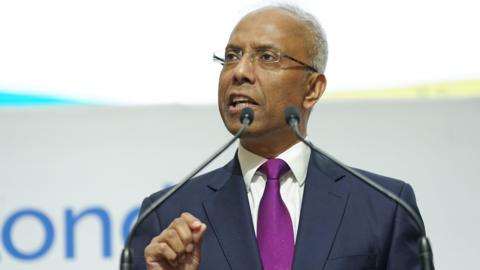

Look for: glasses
[213,48,318,73]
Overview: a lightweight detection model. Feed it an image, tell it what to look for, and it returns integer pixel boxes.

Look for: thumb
[190,221,207,257]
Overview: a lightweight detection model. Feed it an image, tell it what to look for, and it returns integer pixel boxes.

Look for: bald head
[238,5,328,73]
[229,8,314,67]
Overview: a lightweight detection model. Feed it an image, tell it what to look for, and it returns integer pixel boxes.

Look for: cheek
[218,68,233,90]
[263,75,305,108]
[218,72,229,103]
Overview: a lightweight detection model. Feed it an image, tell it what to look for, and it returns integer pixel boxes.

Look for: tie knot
[258,158,290,180]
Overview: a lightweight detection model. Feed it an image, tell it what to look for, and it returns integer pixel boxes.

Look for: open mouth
[229,96,258,107]
[228,95,258,111]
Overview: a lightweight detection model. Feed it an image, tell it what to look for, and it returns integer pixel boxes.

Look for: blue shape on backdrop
[2,209,55,260]
[65,208,112,258]
[0,91,89,106]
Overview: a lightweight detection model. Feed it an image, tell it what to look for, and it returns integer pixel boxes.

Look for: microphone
[120,107,254,270]
[284,106,434,270]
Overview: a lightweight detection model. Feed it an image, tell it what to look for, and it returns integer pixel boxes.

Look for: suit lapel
[203,158,263,270]
[292,152,350,270]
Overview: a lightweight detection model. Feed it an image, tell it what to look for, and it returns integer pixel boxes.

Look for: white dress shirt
[237,141,311,242]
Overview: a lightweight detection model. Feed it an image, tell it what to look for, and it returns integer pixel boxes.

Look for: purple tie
[257,159,294,270]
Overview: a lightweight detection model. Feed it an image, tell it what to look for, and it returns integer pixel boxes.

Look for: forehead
[227,9,310,53]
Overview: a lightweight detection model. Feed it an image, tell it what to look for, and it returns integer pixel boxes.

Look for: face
[218,8,323,151]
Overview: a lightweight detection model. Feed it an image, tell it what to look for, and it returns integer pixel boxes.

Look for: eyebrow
[225,43,282,51]
[225,44,242,51]
[252,43,281,51]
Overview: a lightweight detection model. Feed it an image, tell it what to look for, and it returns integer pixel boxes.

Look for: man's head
[217,5,328,157]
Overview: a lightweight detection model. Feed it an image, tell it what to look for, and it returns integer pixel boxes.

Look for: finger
[191,223,207,260]
[170,217,194,252]
[192,223,207,244]
[180,212,204,230]
[162,228,187,254]
[145,241,178,266]
[180,212,206,246]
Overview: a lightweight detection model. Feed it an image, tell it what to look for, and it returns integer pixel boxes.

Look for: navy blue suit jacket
[131,151,423,269]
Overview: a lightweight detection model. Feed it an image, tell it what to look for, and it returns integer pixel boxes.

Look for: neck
[240,129,306,159]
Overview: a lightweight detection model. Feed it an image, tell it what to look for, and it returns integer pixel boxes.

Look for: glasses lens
[213,51,225,65]
[256,50,281,63]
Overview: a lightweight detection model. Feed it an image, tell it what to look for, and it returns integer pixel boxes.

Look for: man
[132,5,423,270]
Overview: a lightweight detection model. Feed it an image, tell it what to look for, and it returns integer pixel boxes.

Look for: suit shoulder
[147,160,233,201]
[353,168,409,193]
[345,168,418,211]
[311,151,411,195]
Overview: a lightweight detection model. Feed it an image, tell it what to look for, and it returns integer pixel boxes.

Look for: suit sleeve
[131,196,163,270]
[386,183,424,270]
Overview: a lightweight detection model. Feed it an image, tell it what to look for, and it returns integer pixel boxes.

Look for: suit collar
[292,151,350,270]
[203,156,263,270]
[205,155,242,191]
[237,141,311,191]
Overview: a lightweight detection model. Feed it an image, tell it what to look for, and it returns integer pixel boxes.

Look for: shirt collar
[238,140,311,191]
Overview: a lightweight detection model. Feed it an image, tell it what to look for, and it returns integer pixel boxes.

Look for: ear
[302,73,327,110]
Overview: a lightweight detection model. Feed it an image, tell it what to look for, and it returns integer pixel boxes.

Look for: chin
[222,117,242,135]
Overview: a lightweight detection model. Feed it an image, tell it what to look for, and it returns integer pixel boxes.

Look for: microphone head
[240,107,254,125]
[284,106,300,125]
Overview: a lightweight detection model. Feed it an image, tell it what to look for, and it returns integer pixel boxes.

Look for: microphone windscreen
[284,106,300,125]
[240,107,254,125]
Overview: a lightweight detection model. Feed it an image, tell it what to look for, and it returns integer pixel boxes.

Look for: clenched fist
[144,212,207,270]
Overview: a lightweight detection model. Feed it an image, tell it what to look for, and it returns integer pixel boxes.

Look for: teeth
[233,98,249,103]
[231,96,254,107]
[232,101,252,107]
[237,102,250,108]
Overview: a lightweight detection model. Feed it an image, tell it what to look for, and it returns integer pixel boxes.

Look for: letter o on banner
[2,209,55,260]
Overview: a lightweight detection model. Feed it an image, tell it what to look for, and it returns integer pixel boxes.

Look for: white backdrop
[1,0,479,104]
[1,99,479,269]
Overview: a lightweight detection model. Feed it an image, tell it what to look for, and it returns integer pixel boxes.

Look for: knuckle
[157,242,168,253]
[180,212,191,219]
[151,234,163,243]
[144,245,153,257]
[172,217,182,226]
[166,228,177,239]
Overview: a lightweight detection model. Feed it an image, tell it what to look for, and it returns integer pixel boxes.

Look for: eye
[225,50,241,63]
[258,51,279,63]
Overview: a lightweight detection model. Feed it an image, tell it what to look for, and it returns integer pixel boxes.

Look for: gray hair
[257,4,329,73]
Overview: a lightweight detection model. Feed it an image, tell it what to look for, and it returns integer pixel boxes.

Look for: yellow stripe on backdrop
[323,80,480,100]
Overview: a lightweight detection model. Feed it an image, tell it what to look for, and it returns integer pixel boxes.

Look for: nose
[232,53,256,85]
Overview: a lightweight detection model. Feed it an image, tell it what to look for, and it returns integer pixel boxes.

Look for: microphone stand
[285,107,434,270]
[119,108,254,270]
